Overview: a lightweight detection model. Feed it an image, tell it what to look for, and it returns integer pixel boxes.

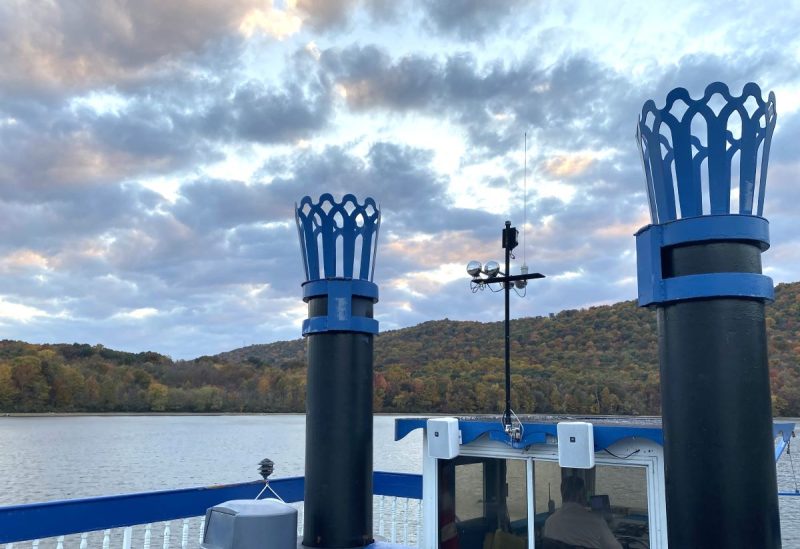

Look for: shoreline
[2,412,797,423]
[0,411,432,417]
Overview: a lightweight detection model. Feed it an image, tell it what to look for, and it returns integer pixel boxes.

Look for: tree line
[2,282,799,416]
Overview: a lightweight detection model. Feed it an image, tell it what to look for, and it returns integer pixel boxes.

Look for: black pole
[503,221,512,429]
[295,195,380,549]
[503,221,520,432]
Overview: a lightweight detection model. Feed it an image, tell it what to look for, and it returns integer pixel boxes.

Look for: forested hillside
[2,282,799,415]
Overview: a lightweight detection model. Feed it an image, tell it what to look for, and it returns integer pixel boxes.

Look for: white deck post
[162,522,171,549]
[122,527,133,549]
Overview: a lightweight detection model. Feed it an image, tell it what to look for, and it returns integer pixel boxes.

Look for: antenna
[523,132,527,266]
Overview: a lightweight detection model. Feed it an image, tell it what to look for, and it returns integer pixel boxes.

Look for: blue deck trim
[395,418,663,449]
[396,418,795,455]
[373,472,423,499]
[776,437,789,462]
[368,543,412,549]
[774,424,794,461]
[395,418,663,450]
[395,417,427,441]
[0,471,421,544]
[0,479,289,544]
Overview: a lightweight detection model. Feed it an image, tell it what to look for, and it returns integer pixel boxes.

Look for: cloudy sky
[1,0,799,359]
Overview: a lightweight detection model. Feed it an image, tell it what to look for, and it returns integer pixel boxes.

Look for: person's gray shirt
[543,502,622,549]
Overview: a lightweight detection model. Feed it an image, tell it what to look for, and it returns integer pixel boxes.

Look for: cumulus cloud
[295,0,359,31]
[229,77,333,143]
[253,141,470,234]
[419,0,528,41]
[320,44,642,160]
[0,37,336,210]
[0,0,261,97]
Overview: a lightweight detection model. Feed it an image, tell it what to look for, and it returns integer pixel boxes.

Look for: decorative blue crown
[295,193,381,282]
[295,194,381,336]
[637,82,776,223]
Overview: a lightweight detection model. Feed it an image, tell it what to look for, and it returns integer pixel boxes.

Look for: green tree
[51,365,86,410]
[147,382,169,411]
[0,362,17,410]
[11,356,50,410]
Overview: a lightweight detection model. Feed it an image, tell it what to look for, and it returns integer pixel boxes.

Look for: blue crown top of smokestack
[295,193,381,282]
[636,82,776,224]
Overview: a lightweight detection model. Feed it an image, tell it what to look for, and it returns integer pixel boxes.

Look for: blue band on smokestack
[301,280,379,335]
[295,194,381,335]
[636,215,773,305]
[635,82,776,306]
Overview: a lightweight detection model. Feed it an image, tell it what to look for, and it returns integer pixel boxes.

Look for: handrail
[0,471,422,544]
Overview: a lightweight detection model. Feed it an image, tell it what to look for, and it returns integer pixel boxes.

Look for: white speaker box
[557,422,595,469]
[427,417,461,459]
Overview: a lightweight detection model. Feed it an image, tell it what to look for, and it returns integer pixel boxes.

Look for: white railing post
[32,541,39,549]
[162,520,172,549]
[162,522,171,549]
[123,527,133,549]
[298,505,304,536]
[56,536,64,549]
[403,498,409,544]
[417,499,422,547]
[102,531,110,549]
[144,524,152,549]
[80,532,88,549]
[378,496,385,537]
[181,519,189,549]
[391,497,397,543]
[198,518,206,544]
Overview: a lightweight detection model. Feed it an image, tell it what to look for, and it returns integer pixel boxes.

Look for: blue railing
[0,471,422,544]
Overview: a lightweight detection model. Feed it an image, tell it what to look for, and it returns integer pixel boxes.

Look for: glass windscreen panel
[534,461,649,549]
[438,457,528,549]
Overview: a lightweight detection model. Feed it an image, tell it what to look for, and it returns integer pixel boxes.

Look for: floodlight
[483,261,500,277]
[467,261,482,277]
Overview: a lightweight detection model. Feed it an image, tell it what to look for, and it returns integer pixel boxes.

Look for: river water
[0,415,423,505]
[1,415,799,544]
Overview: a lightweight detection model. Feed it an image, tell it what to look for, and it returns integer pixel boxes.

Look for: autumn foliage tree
[0,282,798,415]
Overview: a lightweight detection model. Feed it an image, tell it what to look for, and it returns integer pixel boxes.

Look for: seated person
[543,476,622,549]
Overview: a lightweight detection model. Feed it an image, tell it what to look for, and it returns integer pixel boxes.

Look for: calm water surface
[1,415,798,543]
[0,415,422,505]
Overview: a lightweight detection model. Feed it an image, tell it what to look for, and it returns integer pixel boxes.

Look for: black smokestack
[295,194,381,548]
[635,82,781,548]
